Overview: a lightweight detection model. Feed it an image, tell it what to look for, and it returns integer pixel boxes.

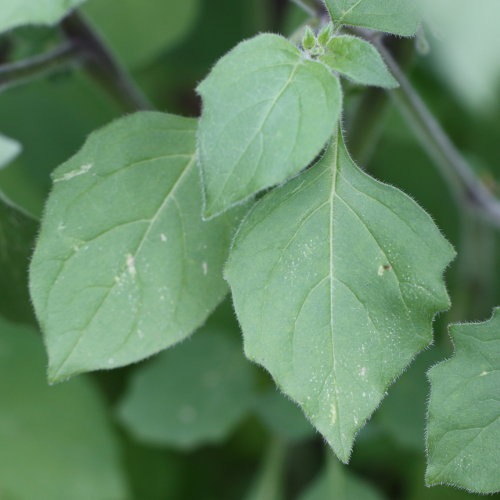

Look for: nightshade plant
[1,0,499,498]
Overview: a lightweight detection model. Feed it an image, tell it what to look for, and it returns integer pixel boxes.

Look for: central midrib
[328,132,344,453]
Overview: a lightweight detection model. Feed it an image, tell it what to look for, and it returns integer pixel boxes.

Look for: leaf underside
[324,0,421,36]
[426,309,500,494]
[197,33,342,218]
[226,130,455,462]
[30,112,243,382]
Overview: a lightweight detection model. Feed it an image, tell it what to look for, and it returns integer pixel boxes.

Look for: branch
[0,42,78,92]
[61,12,151,112]
[372,35,500,228]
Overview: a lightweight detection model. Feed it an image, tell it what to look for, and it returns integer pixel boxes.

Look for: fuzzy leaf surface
[426,309,500,494]
[226,132,455,462]
[118,325,255,449]
[0,0,84,33]
[320,36,397,88]
[324,0,420,36]
[30,112,242,382]
[0,318,128,500]
[197,33,342,218]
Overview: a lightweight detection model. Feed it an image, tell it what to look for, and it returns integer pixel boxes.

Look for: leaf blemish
[126,254,136,277]
[54,163,93,182]
[378,264,392,276]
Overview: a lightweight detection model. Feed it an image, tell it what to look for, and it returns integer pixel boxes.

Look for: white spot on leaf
[126,254,136,277]
[54,163,93,182]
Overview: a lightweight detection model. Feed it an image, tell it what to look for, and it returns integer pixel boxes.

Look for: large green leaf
[84,0,200,68]
[197,33,342,218]
[30,112,243,383]
[117,325,256,448]
[426,309,500,494]
[225,131,455,462]
[324,0,420,36]
[0,134,21,169]
[320,36,398,89]
[0,193,38,324]
[299,453,384,500]
[0,317,128,500]
[0,0,84,34]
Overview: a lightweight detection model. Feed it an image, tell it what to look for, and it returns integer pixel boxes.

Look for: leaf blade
[324,0,421,36]
[426,309,500,494]
[197,33,342,218]
[225,131,455,462]
[320,36,398,89]
[30,112,243,382]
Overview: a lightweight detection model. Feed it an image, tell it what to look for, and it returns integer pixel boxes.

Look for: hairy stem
[0,42,78,92]
[372,36,500,228]
[61,12,151,112]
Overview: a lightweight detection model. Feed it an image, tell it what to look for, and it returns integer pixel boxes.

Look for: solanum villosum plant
[0,0,499,498]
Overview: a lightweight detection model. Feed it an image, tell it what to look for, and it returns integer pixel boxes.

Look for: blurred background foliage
[0,0,499,499]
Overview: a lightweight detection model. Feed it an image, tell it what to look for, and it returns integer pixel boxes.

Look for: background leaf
[84,0,201,68]
[254,390,315,442]
[118,324,256,449]
[30,112,243,382]
[0,0,84,34]
[226,131,455,462]
[197,33,342,218]
[0,317,129,500]
[426,309,500,494]
[299,453,384,500]
[320,36,398,89]
[0,134,21,170]
[324,0,420,36]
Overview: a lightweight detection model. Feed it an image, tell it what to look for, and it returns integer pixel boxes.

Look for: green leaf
[254,390,315,442]
[0,0,84,34]
[117,325,256,448]
[426,309,500,494]
[302,26,316,51]
[0,317,129,500]
[299,453,384,500]
[84,0,200,68]
[0,193,38,324]
[324,0,420,36]
[0,134,21,169]
[30,112,243,383]
[197,33,342,218]
[320,36,398,89]
[225,130,455,462]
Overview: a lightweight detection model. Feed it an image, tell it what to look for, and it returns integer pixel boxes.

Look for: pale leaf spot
[54,163,93,182]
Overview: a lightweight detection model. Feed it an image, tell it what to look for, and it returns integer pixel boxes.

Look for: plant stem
[290,0,317,17]
[0,42,78,92]
[372,36,500,228]
[61,12,151,112]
